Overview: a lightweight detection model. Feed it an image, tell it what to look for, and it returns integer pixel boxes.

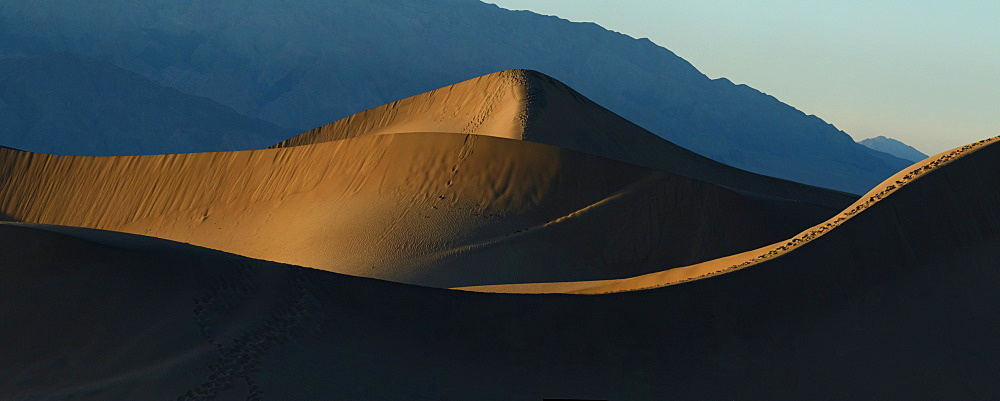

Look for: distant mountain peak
[858,136,929,163]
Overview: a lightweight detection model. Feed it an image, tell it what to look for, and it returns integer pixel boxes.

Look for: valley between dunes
[2,70,998,400]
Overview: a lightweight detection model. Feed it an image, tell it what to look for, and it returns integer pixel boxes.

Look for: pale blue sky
[486,0,999,154]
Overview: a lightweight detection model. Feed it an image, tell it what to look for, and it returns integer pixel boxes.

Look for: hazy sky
[486,0,998,154]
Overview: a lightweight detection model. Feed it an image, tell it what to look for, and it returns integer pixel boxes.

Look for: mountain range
[0,0,913,193]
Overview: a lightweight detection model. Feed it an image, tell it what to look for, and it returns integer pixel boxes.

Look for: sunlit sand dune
[0,72,855,287]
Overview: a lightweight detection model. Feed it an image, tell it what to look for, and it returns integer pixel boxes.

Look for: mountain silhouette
[859,135,929,163]
[0,0,909,192]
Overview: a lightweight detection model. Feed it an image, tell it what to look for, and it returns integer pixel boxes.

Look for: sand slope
[0,132,840,287]
[274,70,856,208]
[3,132,998,399]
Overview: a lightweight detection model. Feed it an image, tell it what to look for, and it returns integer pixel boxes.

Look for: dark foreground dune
[3,137,998,400]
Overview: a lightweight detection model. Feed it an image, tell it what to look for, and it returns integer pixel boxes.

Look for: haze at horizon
[486,0,999,155]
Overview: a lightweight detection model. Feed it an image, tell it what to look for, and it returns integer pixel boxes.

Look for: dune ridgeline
[2,71,998,400]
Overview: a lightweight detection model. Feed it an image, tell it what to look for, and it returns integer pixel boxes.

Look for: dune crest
[273,70,532,144]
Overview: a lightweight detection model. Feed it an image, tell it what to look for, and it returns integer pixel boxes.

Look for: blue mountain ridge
[0,0,911,193]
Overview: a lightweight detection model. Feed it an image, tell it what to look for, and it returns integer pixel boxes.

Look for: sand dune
[0,72,857,287]
[274,70,856,209]
[3,132,998,398]
[0,132,838,287]
[462,136,1000,293]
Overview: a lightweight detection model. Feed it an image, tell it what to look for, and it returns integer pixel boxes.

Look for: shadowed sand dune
[2,136,998,399]
[0,133,836,287]
[274,70,856,207]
